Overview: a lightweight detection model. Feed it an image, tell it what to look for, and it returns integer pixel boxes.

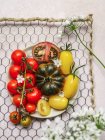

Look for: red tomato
[25,103,36,113]
[9,111,21,124]
[25,73,36,89]
[9,65,21,79]
[11,50,26,65]
[26,87,42,104]
[7,79,22,96]
[32,42,60,62]
[26,58,38,73]
[13,95,26,108]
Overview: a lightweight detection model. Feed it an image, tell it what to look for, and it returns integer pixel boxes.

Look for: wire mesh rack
[0,15,95,140]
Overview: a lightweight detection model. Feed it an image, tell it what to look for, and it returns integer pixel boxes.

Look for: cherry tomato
[32,42,60,62]
[26,87,42,104]
[9,111,21,124]
[7,79,21,96]
[20,116,32,127]
[13,95,26,108]
[25,73,36,89]
[11,50,26,65]
[9,65,21,79]
[25,103,36,113]
[26,58,38,73]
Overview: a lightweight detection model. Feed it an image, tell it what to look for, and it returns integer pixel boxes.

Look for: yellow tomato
[37,99,51,116]
[49,95,68,110]
[60,51,74,75]
[63,75,79,99]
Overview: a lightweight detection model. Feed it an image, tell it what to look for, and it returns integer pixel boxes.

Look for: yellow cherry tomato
[37,99,51,116]
[63,75,79,99]
[60,50,74,75]
[49,95,68,110]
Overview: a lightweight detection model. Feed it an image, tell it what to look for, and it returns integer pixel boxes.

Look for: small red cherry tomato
[11,50,26,65]
[9,111,21,124]
[7,79,22,96]
[9,65,21,79]
[25,103,36,113]
[13,95,26,108]
[26,58,38,73]
[25,73,36,89]
[26,87,42,104]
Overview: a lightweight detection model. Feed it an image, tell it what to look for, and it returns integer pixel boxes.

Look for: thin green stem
[74,30,105,69]
[20,69,26,106]
[73,65,85,75]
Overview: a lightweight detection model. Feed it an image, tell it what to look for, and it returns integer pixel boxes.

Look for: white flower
[40,108,105,140]
[54,117,61,124]
[52,59,62,67]
[78,15,85,20]
[58,91,64,97]
[16,74,24,83]
[45,119,51,126]
[41,96,48,101]
[63,19,70,26]
[71,16,78,21]
[40,137,49,140]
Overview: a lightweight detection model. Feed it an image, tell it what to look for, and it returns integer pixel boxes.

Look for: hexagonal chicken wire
[0,16,94,140]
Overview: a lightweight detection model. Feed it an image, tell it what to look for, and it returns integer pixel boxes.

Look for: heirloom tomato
[36,63,64,96]
[63,65,84,98]
[37,99,51,116]
[20,116,32,127]
[32,42,60,62]
[63,75,79,99]
[49,95,68,110]
[60,43,74,75]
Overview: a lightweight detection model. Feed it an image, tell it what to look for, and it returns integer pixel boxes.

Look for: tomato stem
[74,30,105,69]
[20,69,26,107]
[73,64,85,75]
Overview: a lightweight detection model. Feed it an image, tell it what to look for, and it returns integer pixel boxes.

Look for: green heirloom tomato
[36,63,64,96]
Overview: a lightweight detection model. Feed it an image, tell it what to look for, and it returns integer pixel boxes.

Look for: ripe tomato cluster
[7,50,42,125]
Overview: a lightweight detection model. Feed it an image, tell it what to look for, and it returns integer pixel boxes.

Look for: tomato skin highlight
[60,50,74,75]
[25,103,36,113]
[49,95,68,110]
[25,73,36,89]
[26,87,42,104]
[7,80,20,96]
[9,65,21,79]
[63,75,79,99]
[26,58,38,73]
[11,50,26,65]
[9,111,21,124]
[13,95,27,108]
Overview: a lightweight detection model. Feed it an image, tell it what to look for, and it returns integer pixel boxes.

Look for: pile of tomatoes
[7,49,42,126]
[7,41,80,127]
